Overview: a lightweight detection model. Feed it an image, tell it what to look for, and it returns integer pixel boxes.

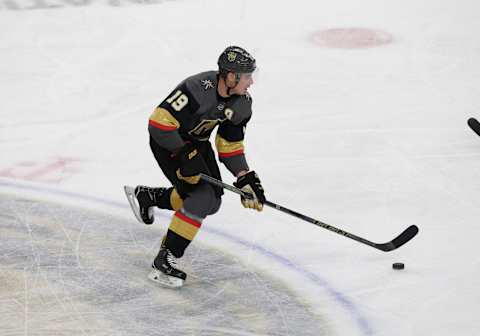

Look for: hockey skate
[123,185,167,224]
[148,247,187,288]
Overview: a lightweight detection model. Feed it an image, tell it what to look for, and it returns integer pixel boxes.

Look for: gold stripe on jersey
[168,211,201,241]
[215,134,245,158]
[149,107,180,131]
[170,188,183,211]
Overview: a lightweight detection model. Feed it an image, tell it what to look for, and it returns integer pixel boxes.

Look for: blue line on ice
[0,179,373,336]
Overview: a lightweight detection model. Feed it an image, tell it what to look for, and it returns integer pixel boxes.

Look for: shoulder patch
[201,79,215,90]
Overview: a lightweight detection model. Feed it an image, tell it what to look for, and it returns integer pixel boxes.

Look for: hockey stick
[200,173,418,252]
[468,117,480,137]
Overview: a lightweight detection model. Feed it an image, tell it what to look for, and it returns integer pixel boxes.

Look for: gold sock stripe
[168,211,201,241]
[170,188,183,211]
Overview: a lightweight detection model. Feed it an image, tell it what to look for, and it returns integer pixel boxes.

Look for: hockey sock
[164,210,202,258]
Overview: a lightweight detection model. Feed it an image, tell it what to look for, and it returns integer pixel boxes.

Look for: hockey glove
[233,171,266,211]
[175,143,210,184]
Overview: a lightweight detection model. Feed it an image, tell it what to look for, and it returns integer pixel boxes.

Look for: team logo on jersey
[227,51,237,62]
[201,79,214,90]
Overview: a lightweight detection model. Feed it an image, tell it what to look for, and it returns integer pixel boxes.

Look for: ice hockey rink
[1,0,480,335]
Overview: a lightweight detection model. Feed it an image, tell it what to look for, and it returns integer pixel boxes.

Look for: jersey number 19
[166,90,189,111]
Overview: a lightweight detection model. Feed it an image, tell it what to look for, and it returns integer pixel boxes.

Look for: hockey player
[124,46,266,287]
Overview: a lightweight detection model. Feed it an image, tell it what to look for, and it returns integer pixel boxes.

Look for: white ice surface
[1,0,480,335]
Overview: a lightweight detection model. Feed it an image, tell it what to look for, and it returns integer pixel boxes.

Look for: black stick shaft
[200,173,418,252]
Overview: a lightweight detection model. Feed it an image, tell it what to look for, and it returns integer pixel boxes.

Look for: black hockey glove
[233,171,266,211]
[175,143,210,184]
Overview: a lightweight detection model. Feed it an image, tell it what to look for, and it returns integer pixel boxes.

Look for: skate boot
[123,185,167,224]
[148,246,187,288]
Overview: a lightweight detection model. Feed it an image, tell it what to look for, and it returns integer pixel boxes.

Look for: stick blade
[376,225,419,252]
[468,117,480,136]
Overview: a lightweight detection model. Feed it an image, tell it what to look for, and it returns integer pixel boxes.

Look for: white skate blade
[123,185,146,224]
[148,268,184,288]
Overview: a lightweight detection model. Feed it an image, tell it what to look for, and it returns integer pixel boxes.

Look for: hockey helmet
[218,46,256,76]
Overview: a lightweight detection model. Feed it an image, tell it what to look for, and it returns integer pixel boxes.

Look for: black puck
[392,262,404,270]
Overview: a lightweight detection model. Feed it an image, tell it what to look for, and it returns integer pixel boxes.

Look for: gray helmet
[218,46,256,76]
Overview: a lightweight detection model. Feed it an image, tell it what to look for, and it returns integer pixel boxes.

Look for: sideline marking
[0,179,373,336]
